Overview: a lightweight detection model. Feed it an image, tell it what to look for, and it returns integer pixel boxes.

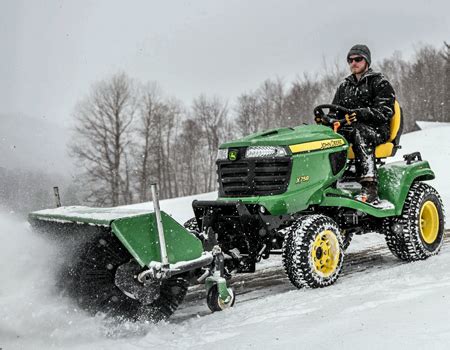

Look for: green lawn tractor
[29,102,445,322]
[189,102,444,289]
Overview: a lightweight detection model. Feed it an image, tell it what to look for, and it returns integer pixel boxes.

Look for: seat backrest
[388,100,402,143]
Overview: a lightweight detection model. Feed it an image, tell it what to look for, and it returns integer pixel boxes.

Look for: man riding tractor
[316,44,396,204]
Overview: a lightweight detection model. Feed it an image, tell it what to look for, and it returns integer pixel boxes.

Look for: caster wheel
[206,285,235,312]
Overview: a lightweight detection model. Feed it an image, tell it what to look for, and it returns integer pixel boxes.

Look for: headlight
[217,148,228,160]
[245,146,288,158]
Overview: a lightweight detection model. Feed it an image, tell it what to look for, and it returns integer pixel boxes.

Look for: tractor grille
[217,157,292,197]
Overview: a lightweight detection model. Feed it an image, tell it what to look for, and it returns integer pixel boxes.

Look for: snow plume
[0,212,149,349]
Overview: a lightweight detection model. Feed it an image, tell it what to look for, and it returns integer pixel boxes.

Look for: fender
[378,159,434,215]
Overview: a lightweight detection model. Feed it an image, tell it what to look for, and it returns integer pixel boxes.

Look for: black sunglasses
[347,56,365,64]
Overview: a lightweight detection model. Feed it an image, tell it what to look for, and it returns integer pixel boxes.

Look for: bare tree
[176,118,203,195]
[70,73,136,206]
[376,51,408,93]
[235,92,260,136]
[319,58,347,103]
[134,82,163,202]
[192,95,228,192]
[399,45,446,130]
[162,97,184,198]
[256,78,287,129]
[133,83,186,200]
[285,73,321,126]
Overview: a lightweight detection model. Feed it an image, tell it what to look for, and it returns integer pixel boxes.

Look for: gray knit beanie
[347,44,371,66]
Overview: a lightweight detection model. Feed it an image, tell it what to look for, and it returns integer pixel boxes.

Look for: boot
[357,179,379,204]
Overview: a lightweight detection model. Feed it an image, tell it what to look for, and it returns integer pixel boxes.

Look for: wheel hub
[315,247,323,259]
[420,200,439,244]
[311,230,340,277]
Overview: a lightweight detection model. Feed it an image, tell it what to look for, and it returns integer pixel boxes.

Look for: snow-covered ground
[2,125,450,350]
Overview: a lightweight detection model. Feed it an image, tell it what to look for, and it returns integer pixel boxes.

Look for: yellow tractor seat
[348,100,402,159]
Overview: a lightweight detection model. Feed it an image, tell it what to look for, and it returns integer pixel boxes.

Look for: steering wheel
[313,104,352,118]
[313,104,354,132]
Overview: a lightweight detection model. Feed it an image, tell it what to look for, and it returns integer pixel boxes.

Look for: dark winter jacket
[331,69,396,142]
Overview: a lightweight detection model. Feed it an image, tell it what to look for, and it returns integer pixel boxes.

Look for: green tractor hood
[216,124,349,215]
[220,125,344,149]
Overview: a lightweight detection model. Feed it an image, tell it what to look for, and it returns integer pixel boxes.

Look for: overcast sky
[2,0,449,127]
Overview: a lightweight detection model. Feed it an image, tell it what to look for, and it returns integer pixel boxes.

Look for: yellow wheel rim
[311,230,340,277]
[420,201,439,244]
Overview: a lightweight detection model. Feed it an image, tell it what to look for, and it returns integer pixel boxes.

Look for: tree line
[71,42,450,206]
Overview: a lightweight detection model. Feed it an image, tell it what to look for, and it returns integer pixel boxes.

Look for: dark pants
[339,123,385,181]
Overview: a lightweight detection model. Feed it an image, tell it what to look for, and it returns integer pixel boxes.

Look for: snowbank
[416,120,450,130]
[393,125,450,224]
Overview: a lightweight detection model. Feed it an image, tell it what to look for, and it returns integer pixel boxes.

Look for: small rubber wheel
[206,285,235,312]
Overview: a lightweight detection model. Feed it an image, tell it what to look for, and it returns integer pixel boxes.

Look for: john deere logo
[228,150,238,161]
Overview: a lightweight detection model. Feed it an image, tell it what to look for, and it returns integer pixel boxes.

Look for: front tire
[383,182,445,261]
[282,214,344,289]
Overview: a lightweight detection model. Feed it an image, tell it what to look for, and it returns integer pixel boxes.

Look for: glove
[350,108,370,122]
[345,112,357,125]
[322,115,338,126]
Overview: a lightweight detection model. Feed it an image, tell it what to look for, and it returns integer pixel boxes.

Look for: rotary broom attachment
[29,185,234,322]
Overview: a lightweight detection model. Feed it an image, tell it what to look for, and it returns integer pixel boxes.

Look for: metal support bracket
[150,183,169,265]
[138,252,214,283]
[204,245,232,304]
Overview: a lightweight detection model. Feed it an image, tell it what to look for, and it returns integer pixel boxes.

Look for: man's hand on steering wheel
[344,111,357,125]
[320,115,338,126]
[314,104,360,129]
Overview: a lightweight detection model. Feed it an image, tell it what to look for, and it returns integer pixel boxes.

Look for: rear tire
[282,214,344,289]
[383,182,445,261]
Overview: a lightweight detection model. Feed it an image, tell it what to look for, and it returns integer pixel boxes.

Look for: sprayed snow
[2,125,450,349]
